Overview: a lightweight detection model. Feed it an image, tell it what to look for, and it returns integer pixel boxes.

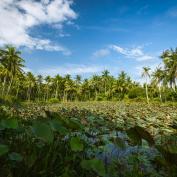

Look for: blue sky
[1,0,177,81]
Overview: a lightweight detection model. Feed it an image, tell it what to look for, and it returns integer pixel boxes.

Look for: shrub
[164,90,177,101]
[48,98,60,103]
[128,87,145,99]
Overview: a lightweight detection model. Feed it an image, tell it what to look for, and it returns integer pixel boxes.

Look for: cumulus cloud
[0,0,77,54]
[93,49,110,58]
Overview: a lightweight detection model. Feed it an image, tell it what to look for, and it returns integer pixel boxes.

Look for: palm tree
[161,48,177,91]
[102,70,110,95]
[36,75,43,101]
[0,46,24,97]
[142,67,151,104]
[54,75,63,99]
[25,72,36,101]
[75,75,82,101]
[89,75,101,101]
[112,71,129,100]
[44,76,51,101]
[152,67,164,102]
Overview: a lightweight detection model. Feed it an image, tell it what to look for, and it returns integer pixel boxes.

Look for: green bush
[128,87,145,99]
[48,98,60,103]
[0,96,20,105]
[165,90,177,101]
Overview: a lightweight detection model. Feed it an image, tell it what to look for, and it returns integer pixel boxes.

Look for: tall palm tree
[25,72,36,101]
[89,75,101,101]
[161,48,177,91]
[102,70,110,95]
[36,75,43,101]
[0,46,24,97]
[75,75,82,101]
[152,67,164,102]
[54,75,63,99]
[44,76,51,101]
[112,71,129,100]
[142,67,151,104]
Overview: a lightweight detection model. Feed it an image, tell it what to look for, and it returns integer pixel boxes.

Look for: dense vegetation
[0,102,177,177]
[0,46,177,176]
[0,46,177,103]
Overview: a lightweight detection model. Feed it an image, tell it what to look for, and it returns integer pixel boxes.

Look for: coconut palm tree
[152,67,164,102]
[54,75,63,99]
[142,67,151,104]
[36,75,43,101]
[0,46,24,97]
[25,72,36,101]
[161,48,177,91]
[102,70,110,95]
[44,76,51,101]
[75,75,82,101]
[89,75,101,101]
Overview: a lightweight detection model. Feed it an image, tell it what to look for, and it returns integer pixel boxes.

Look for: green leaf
[135,126,155,146]
[9,152,23,162]
[126,127,142,145]
[1,119,18,129]
[70,137,84,152]
[81,158,105,176]
[32,122,54,143]
[0,144,9,156]
[49,119,68,135]
[66,118,83,130]
[126,126,154,146]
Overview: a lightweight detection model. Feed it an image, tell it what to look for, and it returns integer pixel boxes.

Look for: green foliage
[32,121,54,143]
[81,158,105,176]
[126,126,155,146]
[70,137,84,152]
[8,152,23,162]
[48,98,60,103]
[0,46,177,104]
[0,102,177,176]
[1,118,19,129]
[128,87,146,99]
[0,144,9,156]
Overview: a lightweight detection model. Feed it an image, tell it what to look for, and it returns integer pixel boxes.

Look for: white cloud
[93,49,110,58]
[37,64,105,76]
[110,45,154,61]
[0,0,77,54]
[93,44,154,61]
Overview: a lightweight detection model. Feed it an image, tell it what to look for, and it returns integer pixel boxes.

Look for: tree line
[0,46,176,103]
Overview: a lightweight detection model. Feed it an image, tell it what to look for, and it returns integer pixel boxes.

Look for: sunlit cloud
[0,0,77,54]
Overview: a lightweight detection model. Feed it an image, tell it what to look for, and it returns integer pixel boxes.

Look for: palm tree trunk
[1,75,7,97]
[65,91,68,102]
[27,86,31,101]
[145,78,149,104]
[6,75,14,96]
[46,85,49,101]
[158,85,162,102]
[55,81,58,98]
[16,83,20,98]
[104,82,106,95]
[38,86,41,101]
[63,91,65,102]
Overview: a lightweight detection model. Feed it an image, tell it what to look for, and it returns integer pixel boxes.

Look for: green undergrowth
[0,102,177,177]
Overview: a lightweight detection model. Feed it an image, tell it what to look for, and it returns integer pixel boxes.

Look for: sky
[0,0,177,82]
